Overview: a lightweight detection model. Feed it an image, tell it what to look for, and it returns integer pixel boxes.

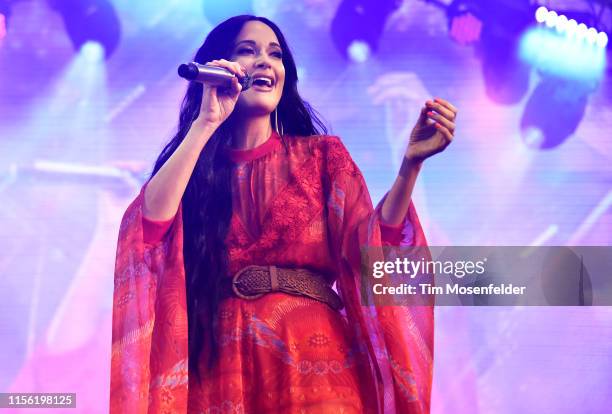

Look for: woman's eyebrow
[235,40,281,48]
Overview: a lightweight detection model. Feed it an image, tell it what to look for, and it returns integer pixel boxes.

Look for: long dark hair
[151,15,327,381]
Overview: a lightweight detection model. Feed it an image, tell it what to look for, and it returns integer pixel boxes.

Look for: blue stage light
[80,40,105,62]
[347,40,370,63]
[330,0,401,62]
[535,7,608,49]
[520,27,606,80]
[520,76,596,150]
[48,0,121,59]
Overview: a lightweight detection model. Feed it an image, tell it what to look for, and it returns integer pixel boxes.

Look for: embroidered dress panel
[111,132,433,414]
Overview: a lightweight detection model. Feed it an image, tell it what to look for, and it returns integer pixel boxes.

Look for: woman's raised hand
[406,97,458,163]
[195,59,246,127]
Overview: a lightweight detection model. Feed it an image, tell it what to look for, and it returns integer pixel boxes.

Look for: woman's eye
[237,48,254,54]
[271,51,283,59]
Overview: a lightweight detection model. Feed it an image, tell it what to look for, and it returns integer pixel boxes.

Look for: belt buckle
[231,265,265,300]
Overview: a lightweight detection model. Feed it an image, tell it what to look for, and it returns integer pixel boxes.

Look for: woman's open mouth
[251,75,274,91]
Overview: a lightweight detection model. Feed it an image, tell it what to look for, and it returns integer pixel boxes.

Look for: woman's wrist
[399,155,423,179]
[189,119,219,145]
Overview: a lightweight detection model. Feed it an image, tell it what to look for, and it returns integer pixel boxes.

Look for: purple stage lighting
[0,0,10,40]
[535,6,609,49]
[48,0,121,59]
[520,76,595,150]
[0,13,6,40]
[330,0,401,62]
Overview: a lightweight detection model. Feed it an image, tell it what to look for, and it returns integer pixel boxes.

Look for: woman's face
[230,21,286,117]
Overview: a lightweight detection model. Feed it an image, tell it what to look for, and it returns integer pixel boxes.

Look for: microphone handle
[178,62,252,90]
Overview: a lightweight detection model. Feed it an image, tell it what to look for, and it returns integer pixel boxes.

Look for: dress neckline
[225,130,283,163]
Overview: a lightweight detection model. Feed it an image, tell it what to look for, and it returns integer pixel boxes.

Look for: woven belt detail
[222,265,344,311]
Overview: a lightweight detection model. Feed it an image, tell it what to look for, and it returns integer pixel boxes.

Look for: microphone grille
[239,75,253,91]
[178,63,198,80]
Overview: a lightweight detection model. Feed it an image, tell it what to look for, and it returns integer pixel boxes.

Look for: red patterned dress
[110,131,433,413]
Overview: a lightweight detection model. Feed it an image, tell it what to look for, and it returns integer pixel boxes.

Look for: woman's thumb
[230,76,242,98]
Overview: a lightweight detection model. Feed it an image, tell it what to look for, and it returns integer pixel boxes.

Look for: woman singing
[110,15,456,414]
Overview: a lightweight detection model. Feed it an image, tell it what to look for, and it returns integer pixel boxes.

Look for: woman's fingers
[207,59,246,77]
[425,97,458,121]
[433,122,454,143]
[202,60,243,99]
[433,97,458,115]
[427,110,455,133]
[425,99,456,122]
[229,76,242,97]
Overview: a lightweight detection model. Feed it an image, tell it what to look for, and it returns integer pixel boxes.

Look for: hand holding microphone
[181,59,250,128]
[178,61,253,90]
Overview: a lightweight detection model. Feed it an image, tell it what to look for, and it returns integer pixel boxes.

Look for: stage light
[586,27,598,44]
[347,40,370,63]
[576,23,588,40]
[48,0,121,59]
[566,19,578,36]
[555,15,568,32]
[330,0,401,62]
[449,12,483,45]
[520,76,595,150]
[518,15,603,149]
[520,27,606,79]
[597,31,608,48]
[535,6,547,24]
[534,8,608,49]
[545,10,558,28]
[80,40,105,62]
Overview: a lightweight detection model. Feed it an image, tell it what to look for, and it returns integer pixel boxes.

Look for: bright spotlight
[586,28,598,44]
[535,6,548,23]
[566,19,578,37]
[80,41,105,62]
[576,23,588,40]
[520,27,606,80]
[347,41,370,63]
[597,32,608,48]
[555,15,568,32]
[545,11,558,28]
[522,126,545,149]
[535,8,607,49]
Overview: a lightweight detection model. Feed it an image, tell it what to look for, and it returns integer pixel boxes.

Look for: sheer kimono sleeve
[322,136,434,414]
[143,215,176,245]
[110,182,189,413]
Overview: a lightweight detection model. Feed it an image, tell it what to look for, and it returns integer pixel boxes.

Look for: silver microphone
[177,62,252,90]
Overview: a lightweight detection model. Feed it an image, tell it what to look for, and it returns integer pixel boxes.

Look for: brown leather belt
[220,265,344,311]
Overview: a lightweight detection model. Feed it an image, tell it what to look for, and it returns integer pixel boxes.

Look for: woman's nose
[254,55,271,69]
